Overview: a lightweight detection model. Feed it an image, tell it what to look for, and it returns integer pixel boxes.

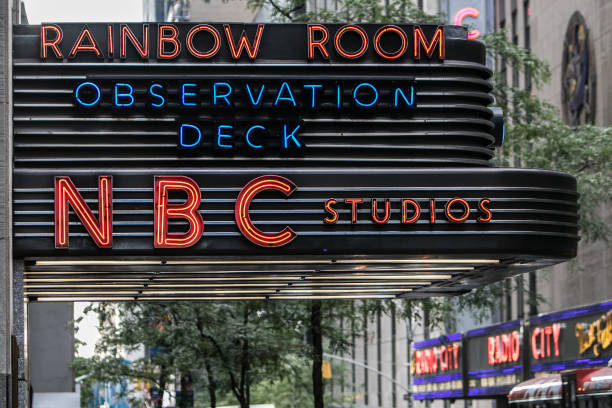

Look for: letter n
[154,176,203,248]
[55,176,113,248]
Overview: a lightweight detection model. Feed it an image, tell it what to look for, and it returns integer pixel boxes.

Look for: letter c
[531,328,541,359]
[453,7,481,40]
[235,175,297,247]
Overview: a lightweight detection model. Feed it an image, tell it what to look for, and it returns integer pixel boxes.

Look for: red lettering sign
[413,343,460,375]
[54,176,113,248]
[487,330,521,365]
[531,324,561,360]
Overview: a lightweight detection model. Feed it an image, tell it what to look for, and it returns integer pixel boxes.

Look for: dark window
[497,0,506,27]
[524,0,532,91]
[512,9,519,89]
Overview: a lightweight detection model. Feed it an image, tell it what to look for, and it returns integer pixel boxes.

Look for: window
[524,0,532,91]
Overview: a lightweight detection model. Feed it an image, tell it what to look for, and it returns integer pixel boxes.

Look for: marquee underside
[23,255,565,301]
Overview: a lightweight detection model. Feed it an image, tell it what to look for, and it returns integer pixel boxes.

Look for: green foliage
[484,31,612,241]
[248,0,443,23]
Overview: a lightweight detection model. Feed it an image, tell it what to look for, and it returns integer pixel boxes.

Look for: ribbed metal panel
[14,168,578,256]
[13,24,495,169]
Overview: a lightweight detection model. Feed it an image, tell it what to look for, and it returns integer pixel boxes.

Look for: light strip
[26,291,141,296]
[139,296,268,301]
[25,278,149,282]
[25,271,154,275]
[290,282,429,287]
[308,275,449,280]
[146,289,276,295]
[165,259,327,265]
[24,282,428,290]
[25,284,144,289]
[278,288,412,293]
[153,276,304,281]
[37,297,137,301]
[270,295,396,299]
[33,258,498,266]
[334,259,498,264]
[317,267,471,272]
[35,260,161,266]
[23,276,439,284]
[147,283,288,288]
[25,269,315,275]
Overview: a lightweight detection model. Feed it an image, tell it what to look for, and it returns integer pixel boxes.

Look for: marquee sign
[528,301,612,374]
[465,321,524,397]
[12,23,578,301]
[412,334,464,399]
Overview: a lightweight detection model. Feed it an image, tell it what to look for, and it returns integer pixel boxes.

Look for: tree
[74,301,306,408]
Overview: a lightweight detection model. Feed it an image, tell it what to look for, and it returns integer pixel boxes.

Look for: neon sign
[53,176,495,249]
[72,79,417,152]
[413,343,460,375]
[453,8,481,40]
[487,331,521,365]
[324,198,492,224]
[531,324,561,360]
[576,310,612,357]
[41,24,446,62]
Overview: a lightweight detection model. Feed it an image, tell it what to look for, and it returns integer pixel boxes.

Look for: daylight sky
[22,0,144,24]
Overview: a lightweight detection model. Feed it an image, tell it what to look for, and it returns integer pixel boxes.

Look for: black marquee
[12,23,578,301]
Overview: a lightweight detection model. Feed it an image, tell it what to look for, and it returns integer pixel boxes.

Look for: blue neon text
[114,83,135,107]
[213,82,232,106]
[217,125,233,148]
[179,124,202,148]
[149,83,166,108]
[74,82,101,107]
[181,83,199,106]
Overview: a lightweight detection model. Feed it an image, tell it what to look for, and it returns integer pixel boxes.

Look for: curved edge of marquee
[13,167,578,261]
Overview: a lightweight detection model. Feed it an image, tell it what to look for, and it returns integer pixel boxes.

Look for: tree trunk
[312,300,324,408]
[156,370,167,408]
[179,375,187,408]
[238,304,250,408]
[205,361,217,408]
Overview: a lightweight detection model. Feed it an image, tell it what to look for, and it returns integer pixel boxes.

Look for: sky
[22,0,144,24]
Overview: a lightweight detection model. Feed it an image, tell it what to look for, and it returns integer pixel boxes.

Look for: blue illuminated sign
[73,79,416,153]
[74,81,101,107]
[114,83,134,107]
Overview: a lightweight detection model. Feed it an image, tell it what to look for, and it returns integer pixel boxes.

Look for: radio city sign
[54,175,492,249]
[413,342,461,375]
[529,303,612,373]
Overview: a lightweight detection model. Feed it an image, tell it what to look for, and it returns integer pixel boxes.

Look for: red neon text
[54,176,113,248]
[324,198,492,224]
[531,324,561,360]
[414,343,460,375]
[154,176,204,248]
[234,175,297,247]
[223,24,264,60]
[487,330,521,365]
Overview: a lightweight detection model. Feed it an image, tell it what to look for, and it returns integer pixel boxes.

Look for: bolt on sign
[464,321,524,397]
[528,301,612,376]
[12,23,578,301]
[411,334,464,399]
